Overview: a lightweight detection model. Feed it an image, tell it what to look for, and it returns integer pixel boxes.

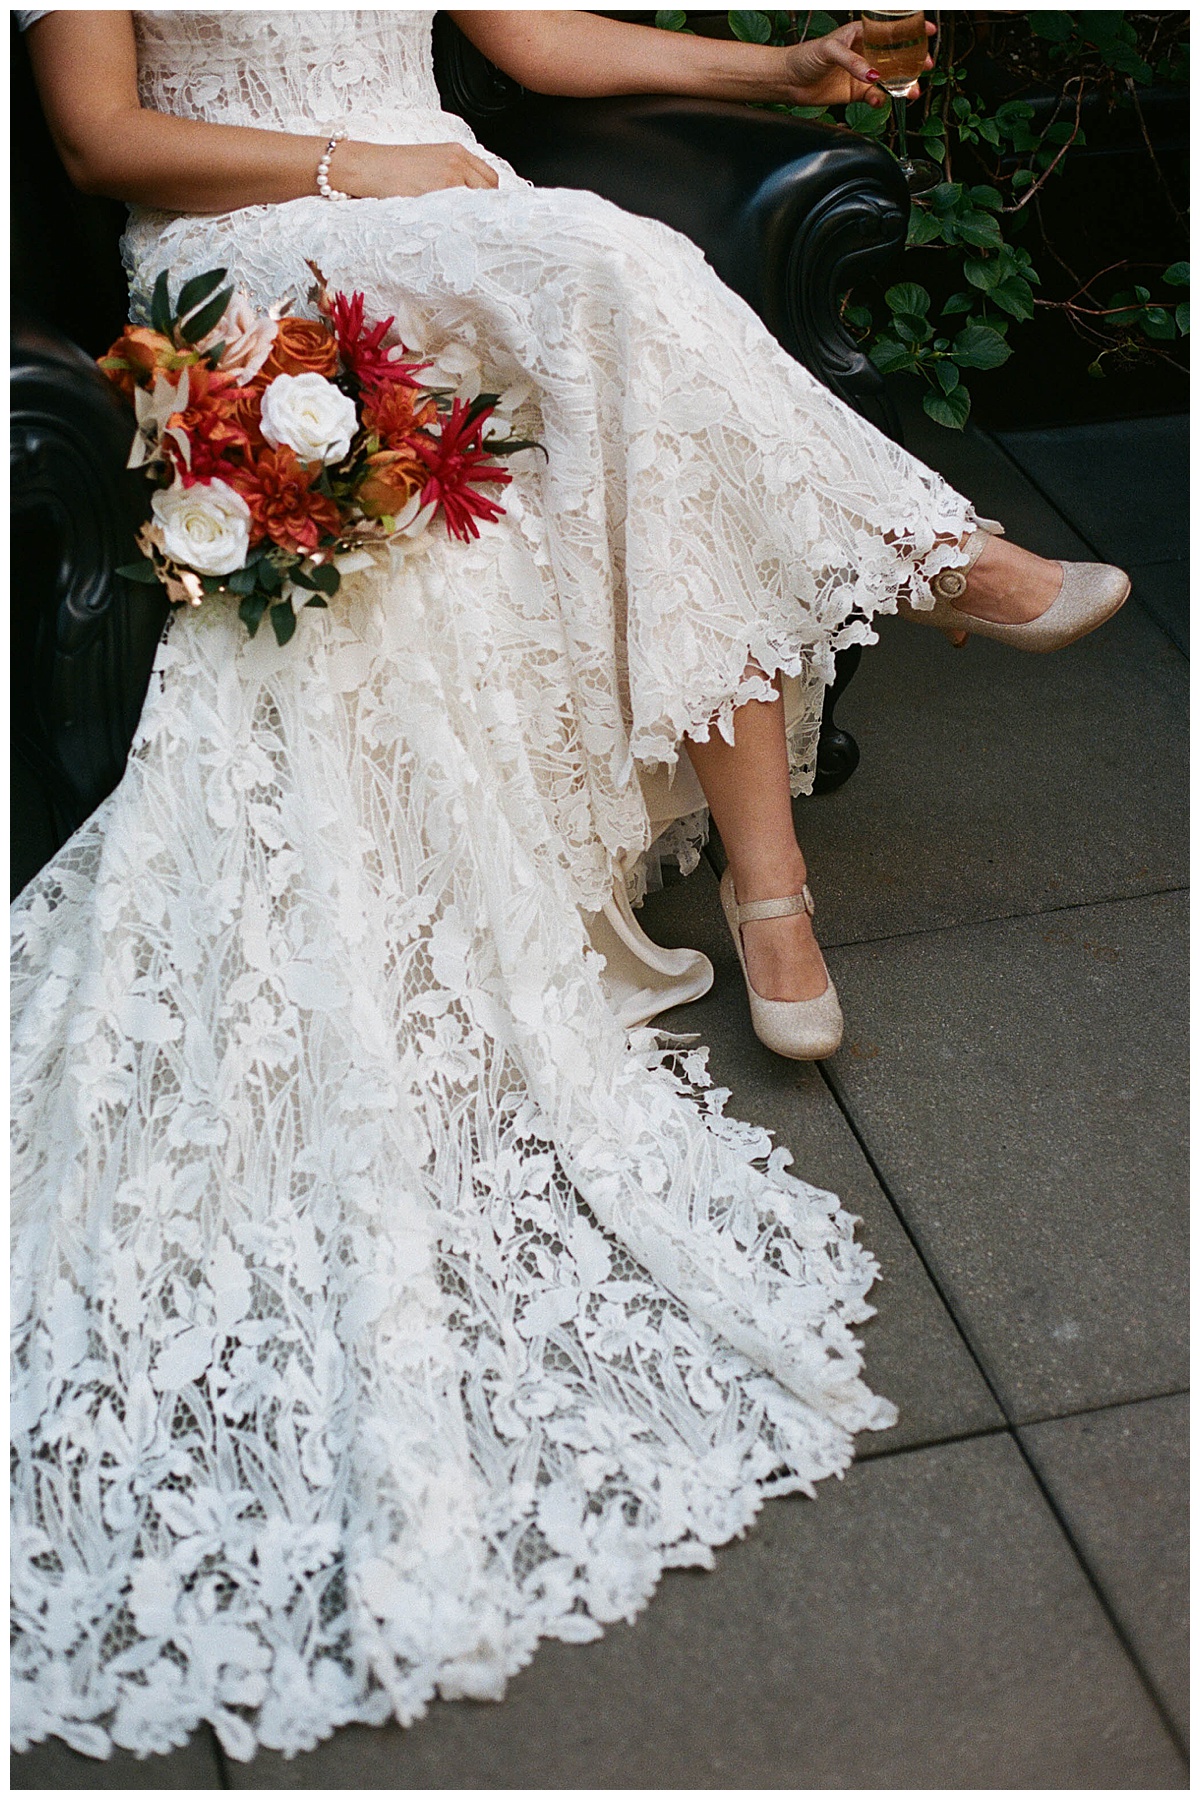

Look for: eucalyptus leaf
[116,559,162,585]
[179,287,234,345]
[150,270,173,339]
[176,267,228,323]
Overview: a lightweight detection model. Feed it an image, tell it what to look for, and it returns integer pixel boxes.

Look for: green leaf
[951,210,1004,250]
[951,322,1012,370]
[995,99,1035,131]
[179,286,233,346]
[654,9,687,27]
[257,559,283,595]
[885,283,931,318]
[845,98,889,136]
[927,181,964,216]
[978,119,1001,148]
[789,105,836,124]
[1133,285,1152,303]
[728,10,771,43]
[923,385,971,430]
[1163,261,1190,288]
[868,337,915,375]
[941,292,976,316]
[270,600,297,646]
[990,277,1036,322]
[894,314,933,346]
[1175,301,1190,335]
[1030,12,1074,42]
[1141,306,1176,340]
[239,593,269,637]
[933,361,960,395]
[843,304,873,331]
[306,561,341,596]
[906,209,943,246]
[227,564,260,595]
[801,10,837,35]
[964,259,1002,293]
[175,267,228,325]
[969,185,1004,212]
[305,594,329,608]
[116,558,162,585]
[150,270,173,339]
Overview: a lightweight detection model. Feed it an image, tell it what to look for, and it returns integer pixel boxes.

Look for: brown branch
[1125,76,1187,225]
[1002,77,1086,214]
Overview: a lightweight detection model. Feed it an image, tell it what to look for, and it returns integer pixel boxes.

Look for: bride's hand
[781,19,935,109]
[339,140,501,197]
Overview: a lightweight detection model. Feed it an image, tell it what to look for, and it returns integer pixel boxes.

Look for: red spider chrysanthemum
[330,290,427,395]
[412,400,512,542]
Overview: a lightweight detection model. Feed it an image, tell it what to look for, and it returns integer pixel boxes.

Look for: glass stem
[894,92,910,166]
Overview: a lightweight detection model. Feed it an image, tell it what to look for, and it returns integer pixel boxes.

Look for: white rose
[151,478,251,577]
[259,372,358,466]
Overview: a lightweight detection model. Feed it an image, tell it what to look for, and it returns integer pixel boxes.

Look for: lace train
[12,9,983,1760]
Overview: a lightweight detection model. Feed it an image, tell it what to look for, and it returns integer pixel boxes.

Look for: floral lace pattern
[13,9,980,1763]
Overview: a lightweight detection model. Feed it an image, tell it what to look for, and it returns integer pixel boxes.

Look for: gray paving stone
[228,1436,1185,1788]
[824,892,1188,1421]
[995,416,1188,567]
[794,596,1186,948]
[1020,1393,1190,1743]
[638,867,1003,1457]
[1130,557,1189,655]
[11,1730,223,1789]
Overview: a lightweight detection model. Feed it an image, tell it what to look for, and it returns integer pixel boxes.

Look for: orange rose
[355,447,427,520]
[99,326,179,400]
[361,381,437,445]
[256,317,340,383]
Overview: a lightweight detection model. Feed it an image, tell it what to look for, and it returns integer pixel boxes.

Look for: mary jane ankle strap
[735,884,815,923]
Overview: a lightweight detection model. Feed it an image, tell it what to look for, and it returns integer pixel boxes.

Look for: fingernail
[866,68,881,81]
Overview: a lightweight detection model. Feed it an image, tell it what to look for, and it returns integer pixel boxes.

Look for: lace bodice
[133,9,452,141]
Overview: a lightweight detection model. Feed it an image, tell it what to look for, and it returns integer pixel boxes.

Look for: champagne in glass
[861,10,939,194]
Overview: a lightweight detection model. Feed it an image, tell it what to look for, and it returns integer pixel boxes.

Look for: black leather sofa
[11,15,910,900]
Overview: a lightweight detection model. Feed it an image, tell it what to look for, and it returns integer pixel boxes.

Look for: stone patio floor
[12,408,1188,1790]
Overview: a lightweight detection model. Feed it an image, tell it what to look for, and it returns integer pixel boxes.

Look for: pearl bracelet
[317,129,350,202]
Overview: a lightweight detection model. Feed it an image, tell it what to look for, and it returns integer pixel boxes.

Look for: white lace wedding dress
[12,9,980,1764]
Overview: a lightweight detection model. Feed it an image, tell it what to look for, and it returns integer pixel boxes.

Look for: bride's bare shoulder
[24,12,138,193]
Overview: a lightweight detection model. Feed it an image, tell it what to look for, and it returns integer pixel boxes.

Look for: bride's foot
[955,535,1063,624]
[729,855,831,1002]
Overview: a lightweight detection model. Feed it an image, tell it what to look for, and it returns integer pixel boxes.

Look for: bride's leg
[683,677,829,1004]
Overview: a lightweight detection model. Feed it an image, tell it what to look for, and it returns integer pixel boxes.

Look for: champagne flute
[861,9,939,194]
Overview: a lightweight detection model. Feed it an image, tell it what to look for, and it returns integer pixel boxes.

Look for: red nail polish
[867,68,881,81]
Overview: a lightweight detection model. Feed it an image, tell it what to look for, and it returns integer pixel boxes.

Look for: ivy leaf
[990,277,1036,322]
[1163,261,1190,288]
[951,323,1012,370]
[270,600,298,646]
[239,593,269,637]
[951,210,1004,250]
[868,337,915,375]
[1030,12,1074,42]
[923,385,971,430]
[906,210,943,247]
[150,270,173,339]
[964,259,1002,293]
[885,283,931,318]
[845,98,889,136]
[116,558,162,585]
[728,11,772,43]
[1141,306,1177,340]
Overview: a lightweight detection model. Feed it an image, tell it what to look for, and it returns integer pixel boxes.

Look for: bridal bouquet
[102,264,536,643]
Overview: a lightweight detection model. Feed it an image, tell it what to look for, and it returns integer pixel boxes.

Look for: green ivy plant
[654,9,1189,427]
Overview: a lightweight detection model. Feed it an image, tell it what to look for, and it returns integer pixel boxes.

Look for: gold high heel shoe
[719,867,843,1061]
[906,519,1130,651]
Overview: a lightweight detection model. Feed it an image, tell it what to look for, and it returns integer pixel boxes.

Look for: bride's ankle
[960,537,1063,625]
[728,849,808,903]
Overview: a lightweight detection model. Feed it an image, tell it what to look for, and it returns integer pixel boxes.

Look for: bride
[13,8,1128,1764]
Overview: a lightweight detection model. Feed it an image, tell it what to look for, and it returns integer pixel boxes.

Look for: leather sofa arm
[11,308,167,897]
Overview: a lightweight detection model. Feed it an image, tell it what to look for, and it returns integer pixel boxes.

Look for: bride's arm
[448,11,929,109]
[24,11,500,214]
